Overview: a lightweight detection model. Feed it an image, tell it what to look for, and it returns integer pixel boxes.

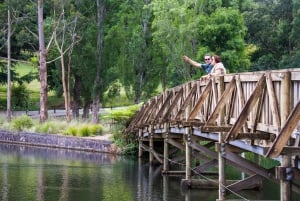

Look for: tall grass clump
[11,115,34,131]
[64,126,78,136]
[34,120,68,134]
[63,123,105,137]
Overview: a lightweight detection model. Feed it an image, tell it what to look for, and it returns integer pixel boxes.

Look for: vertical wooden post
[163,175,169,200]
[185,126,192,182]
[218,135,225,201]
[149,125,154,165]
[217,76,225,201]
[163,123,169,173]
[280,72,291,201]
[185,83,192,183]
[138,129,143,158]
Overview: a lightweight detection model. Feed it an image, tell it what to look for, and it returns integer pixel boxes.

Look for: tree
[7,2,12,121]
[91,0,105,124]
[244,0,300,71]
[51,0,80,122]
[37,0,48,122]
[105,0,161,102]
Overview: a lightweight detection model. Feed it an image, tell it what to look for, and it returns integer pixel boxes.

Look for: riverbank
[0,129,119,154]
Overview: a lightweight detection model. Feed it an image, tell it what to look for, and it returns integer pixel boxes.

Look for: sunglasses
[205,58,211,61]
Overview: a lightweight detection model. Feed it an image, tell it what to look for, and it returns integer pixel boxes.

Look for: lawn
[0,63,63,111]
[1,62,134,111]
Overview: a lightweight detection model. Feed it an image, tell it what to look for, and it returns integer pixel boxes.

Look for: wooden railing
[127,68,300,158]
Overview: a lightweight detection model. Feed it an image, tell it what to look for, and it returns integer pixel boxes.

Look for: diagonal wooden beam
[250,81,265,135]
[226,174,263,193]
[266,99,300,158]
[192,159,218,173]
[188,80,213,120]
[266,73,281,131]
[161,88,183,122]
[140,143,163,164]
[168,138,185,151]
[206,77,236,125]
[175,84,197,120]
[236,75,248,132]
[153,91,173,123]
[224,152,274,179]
[136,98,159,127]
[143,95,164,124]
[225,75,266,142]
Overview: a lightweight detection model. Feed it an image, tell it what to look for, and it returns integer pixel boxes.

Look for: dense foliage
[0,0,300,114]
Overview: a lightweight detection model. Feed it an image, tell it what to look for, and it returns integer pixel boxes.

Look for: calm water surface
[0,143,299,201]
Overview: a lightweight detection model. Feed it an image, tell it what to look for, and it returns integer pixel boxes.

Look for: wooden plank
[266,99,300,157]
[200,126,232,132]
[266,73,281,131]
[225,75,266,141]
[206,77,236,125]
[141,95,163,125]
[189,141,218,159]
[182,120,205,127]
[236,75,248,132]
[152,91,173,123]
[141,143,163,164]
[168,138,185,151]
[226,174,263,193]
[161,88,183,122]
[224,152,274,179]
[175,84,197,120]
[211,77,218,107]
[188,80,212,119]
[235,133,274,140]
[192,159,218,173]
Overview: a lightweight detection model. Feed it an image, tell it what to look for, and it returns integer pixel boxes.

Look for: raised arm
[182,55,201,68]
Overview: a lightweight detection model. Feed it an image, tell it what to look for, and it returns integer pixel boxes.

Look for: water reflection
[0,143,299,201]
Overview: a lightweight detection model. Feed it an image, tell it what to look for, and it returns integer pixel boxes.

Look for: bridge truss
[126,69,300,201]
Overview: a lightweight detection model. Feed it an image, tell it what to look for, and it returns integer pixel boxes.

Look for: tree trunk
[38,0,48,122]
[7,7,12,122]
[134,0,150,104]
[60,55,71,122]
[92,0,105,124]
[72,73,81,119]
[82,100,90,120]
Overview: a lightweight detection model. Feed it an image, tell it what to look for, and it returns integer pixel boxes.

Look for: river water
[0,143,299,201]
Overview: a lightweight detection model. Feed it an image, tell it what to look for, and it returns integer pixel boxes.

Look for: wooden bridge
[126,69,300,201]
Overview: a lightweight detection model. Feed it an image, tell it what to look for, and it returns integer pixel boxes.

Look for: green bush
[11,115,34,131]
[63,126,77,136]
[78,125,90,137]
[89,124,105,135]
[35,121,64,134]
[11,84,30,110]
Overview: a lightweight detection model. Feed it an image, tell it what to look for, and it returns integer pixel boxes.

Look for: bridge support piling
[149,125,154,164]
[185,126,192,186]
[218,133,226,201]
[280,71,291,201]
[280,156,291,201]
[138,129,143,158]
[163,123,169,173]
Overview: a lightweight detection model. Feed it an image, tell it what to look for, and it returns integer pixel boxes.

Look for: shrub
[11,84,30,110]
[35,121,63,134]
[11,115,34,131]
[63,126,78,136]
[78,125,90,137]
[89,124,105,135]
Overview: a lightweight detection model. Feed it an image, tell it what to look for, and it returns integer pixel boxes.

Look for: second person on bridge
[183,54,226,79]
